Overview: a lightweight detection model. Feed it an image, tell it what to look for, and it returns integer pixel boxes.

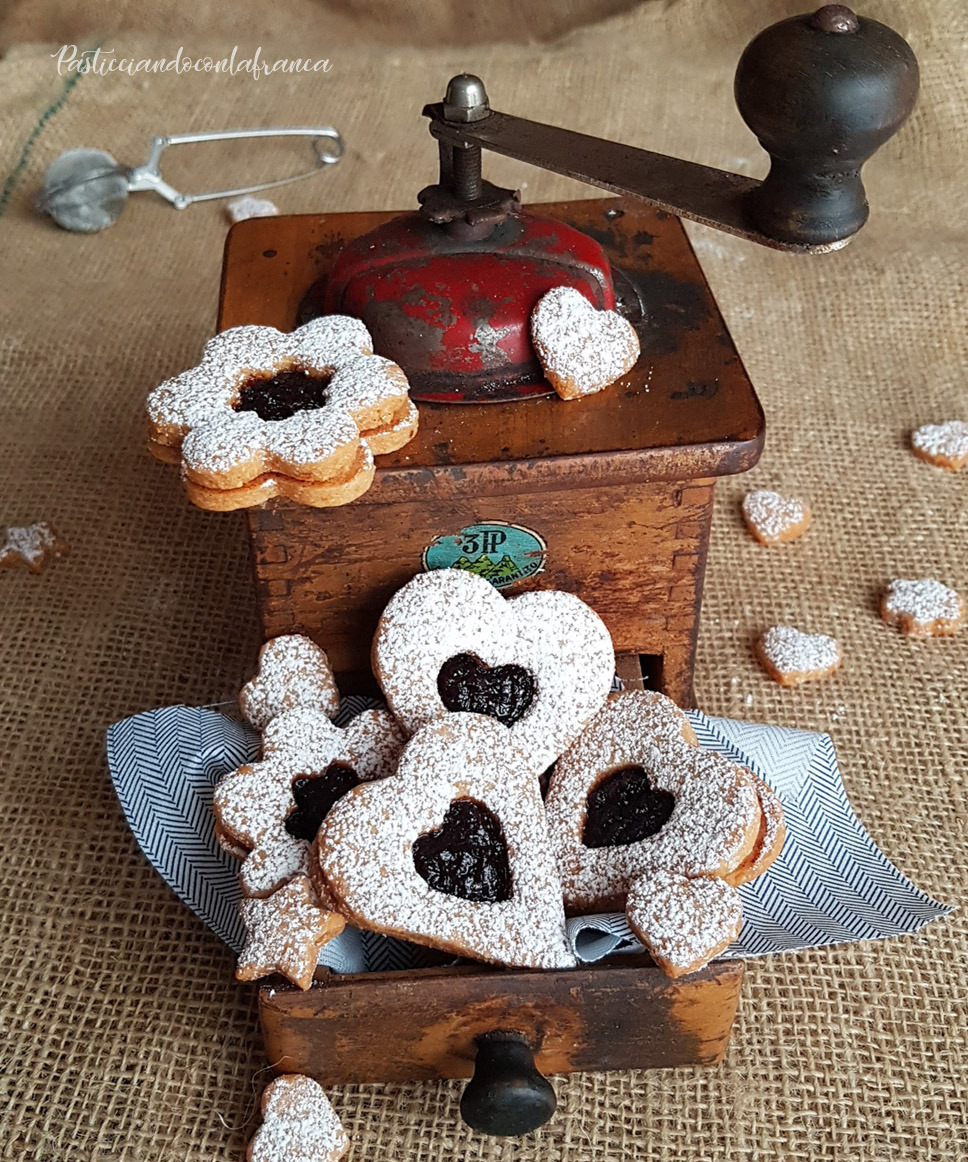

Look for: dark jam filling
[582,765,676,849]
[234,369,331,422]
[413,798,512,903]
[437,653,536,728]
[285,762,363,842]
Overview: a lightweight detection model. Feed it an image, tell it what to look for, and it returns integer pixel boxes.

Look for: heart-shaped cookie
[372,569,614,776]
[240,635,340,730]
[741,489,812,545]
[626,867,743,978]
[248,1074,349,1162]
[215,705,406,897]
[531,286,640,400]
[315,714,575,970]
[546,692,761,912]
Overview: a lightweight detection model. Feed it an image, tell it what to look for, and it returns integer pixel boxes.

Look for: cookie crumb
[756,625,842,687]
[0,522,67,573]
[226,194,279,223]
[910,421,968,471]
[881,578,966,638]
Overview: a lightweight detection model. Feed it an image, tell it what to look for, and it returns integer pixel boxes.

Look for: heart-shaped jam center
[235,369,331,422]
[582,765,676,849]
[412,798,512,903]
[437,653,536,727]
[285,762,363,842]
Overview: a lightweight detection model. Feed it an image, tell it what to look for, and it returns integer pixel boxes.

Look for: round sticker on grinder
[422,522,546,589]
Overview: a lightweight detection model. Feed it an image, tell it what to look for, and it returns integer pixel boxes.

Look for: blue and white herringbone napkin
[106,704,951,973]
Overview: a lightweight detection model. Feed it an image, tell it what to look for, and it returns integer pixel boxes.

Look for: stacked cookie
[146,316,419,511]
[215,570,785,989]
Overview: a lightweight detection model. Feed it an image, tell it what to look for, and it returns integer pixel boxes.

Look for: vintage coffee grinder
[216,6,917,1135]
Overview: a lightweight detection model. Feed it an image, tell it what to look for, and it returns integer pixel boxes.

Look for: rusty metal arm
[425,108,837,255]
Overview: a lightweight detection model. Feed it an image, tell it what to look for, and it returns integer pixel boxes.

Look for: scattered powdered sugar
[240,635,341,730]
[249,1075,349,1162]
[911,420,968,469]
[741,489,811,545]
[225,194,279,223]
[530,285,640,398]
[316,714,576,970]
[373,569,615,776]
[215,706,406,897]
[882,578,965,636]
[626,869,743,977]
[546,692,760,912]
[757,625,842,683]
[237,875,345,990]
[0,522,66,572]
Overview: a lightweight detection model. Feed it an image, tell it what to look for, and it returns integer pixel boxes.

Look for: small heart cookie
[756,625,842,686]
[741,489,812,545]
[372,568,614,775]
[215,705,406,897]
[315,714,575,970]
[881,578,966,638]
[546,692,761,912]
[910,420,968,471]
[248,1074,349,1162]
[626,868,743,978]
[240,635,341,730]
[531,285,640,400]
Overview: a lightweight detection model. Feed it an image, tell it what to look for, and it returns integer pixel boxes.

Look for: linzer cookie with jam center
[371,568,615,776]
[215,704,406,898]
[546,692,762,912]
[315,714,576,970]
[146,315,418,510]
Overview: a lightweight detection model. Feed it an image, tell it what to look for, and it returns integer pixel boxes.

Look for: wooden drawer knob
[459,1031,557,1137]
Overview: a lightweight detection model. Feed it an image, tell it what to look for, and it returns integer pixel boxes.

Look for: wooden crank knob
[459,1031,557,1137]
[734,5,919,246]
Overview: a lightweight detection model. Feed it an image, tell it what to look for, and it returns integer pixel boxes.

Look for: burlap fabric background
[1,1,965,1158]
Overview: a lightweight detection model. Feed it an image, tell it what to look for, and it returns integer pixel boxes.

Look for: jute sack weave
[0,1,965,1158]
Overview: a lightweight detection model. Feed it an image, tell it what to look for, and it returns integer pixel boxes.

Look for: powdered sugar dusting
[215,706,406,897]
[882,578,965,636]
[316,714,576,970]
[240,635,341,730]
[741,489,811,545]
[249,1075,349,1162]
[237,874,345,990]
[626,869,743,977]
[911,420,968,469]
[546,692,760,912]
[757,625,842,684]
[373,569,615,776]
[146,315,413,494]
[531,286,640,398]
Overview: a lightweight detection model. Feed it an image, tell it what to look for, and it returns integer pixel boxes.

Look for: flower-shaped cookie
[146,315,418,510]
[215,704,407,897]
[546,692,762,912]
